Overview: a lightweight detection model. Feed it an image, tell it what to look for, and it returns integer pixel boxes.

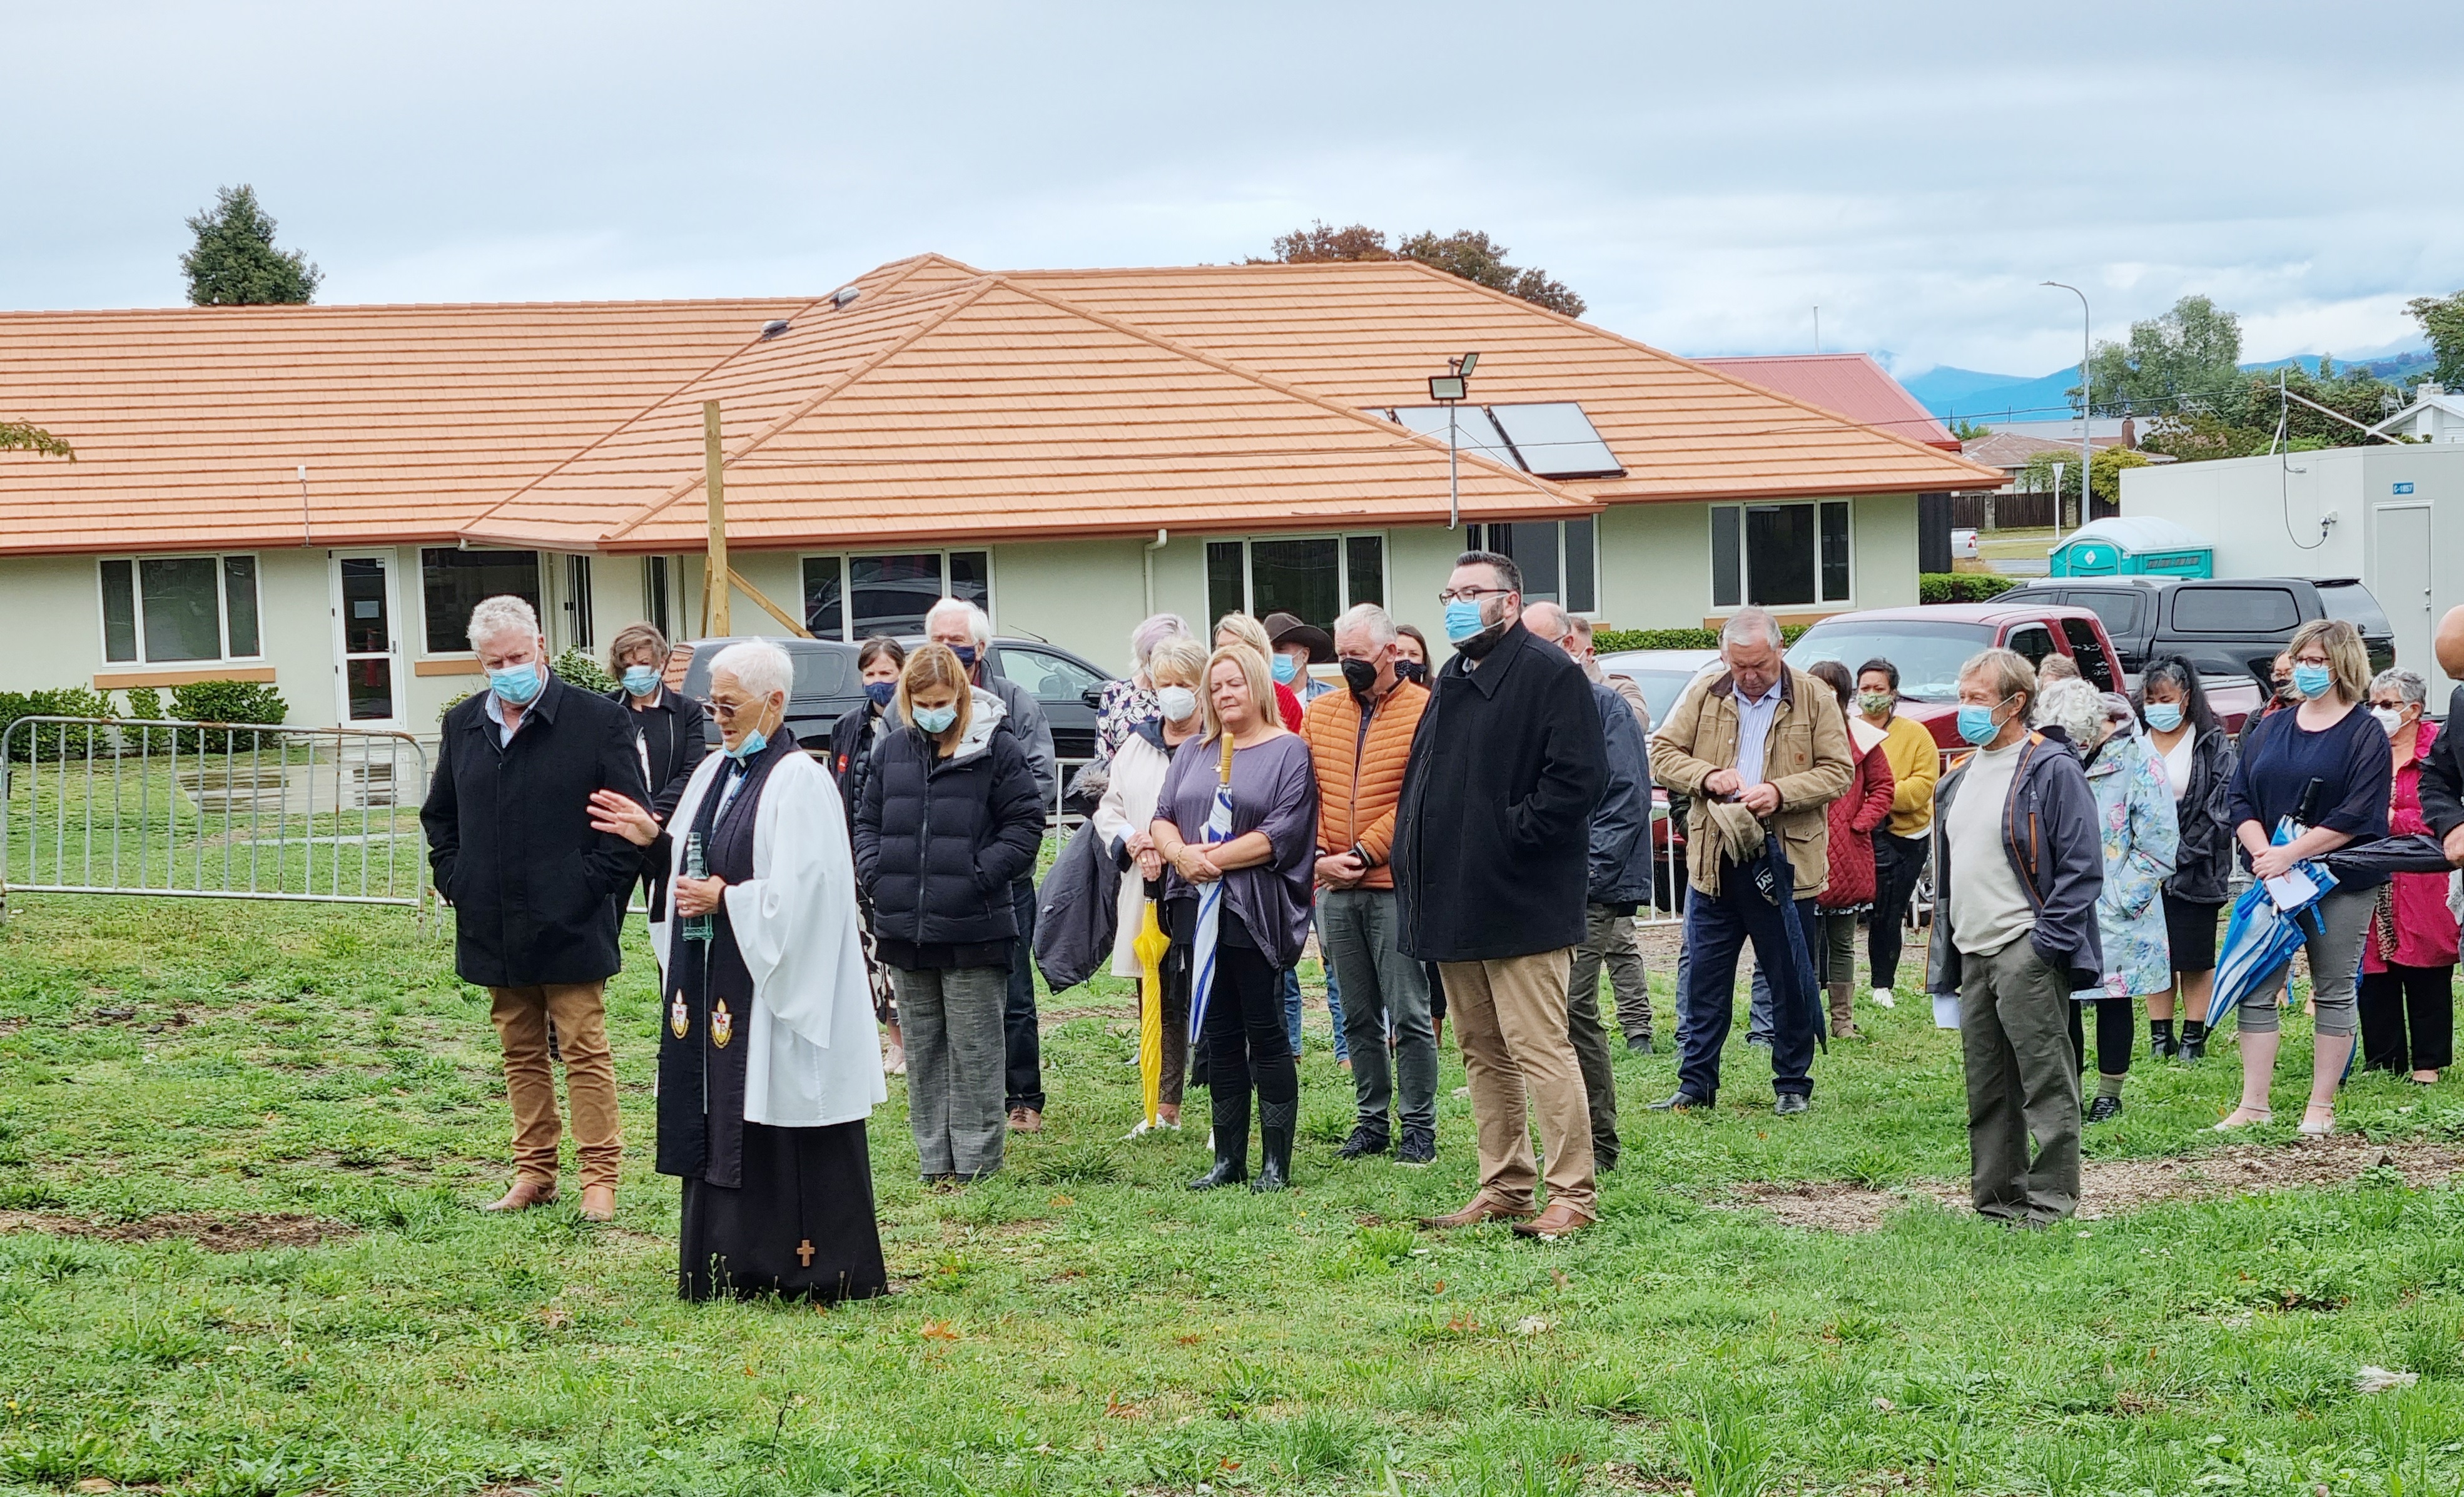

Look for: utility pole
[703,400,729,637]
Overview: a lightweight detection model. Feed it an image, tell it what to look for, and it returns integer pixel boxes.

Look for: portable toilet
[2049,516,2214,578]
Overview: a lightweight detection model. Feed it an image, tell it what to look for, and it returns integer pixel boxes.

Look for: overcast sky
[9,1,2458,378]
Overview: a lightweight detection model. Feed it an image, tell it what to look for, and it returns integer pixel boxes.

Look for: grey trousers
[1959,938,2081,1225]
[1319,886,1437,1134]
[896,964,1009,1180]
[2236,884,2371,1038]
[1571,902,1653,1044]
[1563,925,1620,1168]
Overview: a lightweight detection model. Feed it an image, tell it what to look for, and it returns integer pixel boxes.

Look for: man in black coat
[420,596,648,1221]
[1394,551,1606,1240]
[2421,606,2464,867]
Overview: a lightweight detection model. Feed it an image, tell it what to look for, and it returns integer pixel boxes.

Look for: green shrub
[437,687,478,723]
[0,688,114,761]
[165,680,289,755]
[1593,624,1808,654]
[551,647,617,694]
[1918,572,2019,604]
[120,685,163,719]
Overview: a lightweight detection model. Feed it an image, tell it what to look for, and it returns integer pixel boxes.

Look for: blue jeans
[1676,863,1818,1102]
[1279,962,1349,1061]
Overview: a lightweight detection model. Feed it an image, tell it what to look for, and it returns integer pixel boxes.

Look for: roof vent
[831,287,861,310]
[759,319,791,341]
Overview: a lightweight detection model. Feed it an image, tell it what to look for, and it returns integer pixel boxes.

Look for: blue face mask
[864,681,898,708]
[489,662,544,706]
[913,704,958,734]
[1443,599,1488,643]
[620,665,661,698]
[1270,654,1301,685]
[2142,702,2183,733]
[2292,663,2333,699]
[951,646,978,671]
[726,728,768,762]
[1955,698,2007,747]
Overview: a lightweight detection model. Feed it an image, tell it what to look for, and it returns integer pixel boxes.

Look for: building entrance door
[331,552,403,725]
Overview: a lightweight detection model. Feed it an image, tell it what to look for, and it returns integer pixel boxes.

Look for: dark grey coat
[1927,731,2107,998]
[1586,679,1655,908]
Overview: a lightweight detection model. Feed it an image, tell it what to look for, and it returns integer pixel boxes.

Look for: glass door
[332,552,402,723]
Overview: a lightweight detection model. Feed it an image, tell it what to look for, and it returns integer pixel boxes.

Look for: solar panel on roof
[1382,405,1523,469]
[1489,402,1624,479]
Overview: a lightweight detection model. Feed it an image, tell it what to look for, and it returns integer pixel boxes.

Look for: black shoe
[1188,1090,1250,1190]
[2178,1020,2207,1063]
[1626,1035,1654,1055]
[1395,1125,1436,1166]
[2147,1018,2176,1062]
[2086,1094,2123,1123]
[1336,1124,1391,1160]
[1252,1099,1295,1193]
[1647,1091,1710,1112]
[1773,1094,1810,1117]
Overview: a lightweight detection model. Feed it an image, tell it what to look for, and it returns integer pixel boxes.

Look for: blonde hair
[1147,634,1207,690]
[1201,643,1274,744]
[1960,647,2039,715]
[898,643,975,748]
[1214,612,1273,661]
[2288,618,2370,704]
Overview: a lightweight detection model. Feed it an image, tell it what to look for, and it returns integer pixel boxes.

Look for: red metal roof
[1693,353,1961,452]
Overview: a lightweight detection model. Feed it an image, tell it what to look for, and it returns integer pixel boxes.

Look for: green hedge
[1919,572,2019,604]
[1593,625,1808,653]
[1,681,288,759]
[0,688,113,761]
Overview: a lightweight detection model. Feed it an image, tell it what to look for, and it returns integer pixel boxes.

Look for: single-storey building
[1,254,1997,730]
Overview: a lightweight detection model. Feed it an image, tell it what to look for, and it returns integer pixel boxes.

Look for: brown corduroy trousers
[489,982,622,1192]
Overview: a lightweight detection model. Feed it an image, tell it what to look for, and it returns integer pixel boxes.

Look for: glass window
[1250,537,1342,631]
[2061,617,2116,690]
[1819,502,1850,602]
[644,556,672,637]
[138,557,223,662]
[1564,517,1596,612]
[1498,523,1562,603]
[948,551,991,612]
[1745,505,1817,607]
[1345,536,1384,609]
[422,549,541,653]
[564,556,594,649]
[1002,646,1105,705]
[222,556,260,657]
[1711,508,1742,609]
[1468,520,1595,612]
[803,556,846,639]
[339,559,390,656]
[788,644,851,699]
[2065,589,2144,636]
[1207,541,1245,626]
[1788,617,1999,702]
[2169,586,2301,634]
[2005,624,2056,669]
[2314,582,2390,636]
[99,559,138,662]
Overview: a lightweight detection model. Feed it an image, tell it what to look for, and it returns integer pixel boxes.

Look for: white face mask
[1157,686,1199,723]
[2373,706,2408,736]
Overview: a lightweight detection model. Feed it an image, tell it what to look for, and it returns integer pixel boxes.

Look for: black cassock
[659,731,888,1303]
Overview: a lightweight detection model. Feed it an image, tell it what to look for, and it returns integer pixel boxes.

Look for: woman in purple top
[1150,642,1321,1193]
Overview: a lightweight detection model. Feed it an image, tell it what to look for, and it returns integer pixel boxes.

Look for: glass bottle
[682,831,712,943]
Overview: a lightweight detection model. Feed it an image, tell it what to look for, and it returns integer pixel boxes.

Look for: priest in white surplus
[590,639,889,1302]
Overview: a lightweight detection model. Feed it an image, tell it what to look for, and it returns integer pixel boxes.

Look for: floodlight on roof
[1457,352,1478,376]
[1427,375,1468,402]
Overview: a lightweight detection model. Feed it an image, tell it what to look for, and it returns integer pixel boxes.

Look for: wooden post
[704,400,731,637]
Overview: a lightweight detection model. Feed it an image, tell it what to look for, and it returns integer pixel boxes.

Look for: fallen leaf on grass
[920,1319,960,1342]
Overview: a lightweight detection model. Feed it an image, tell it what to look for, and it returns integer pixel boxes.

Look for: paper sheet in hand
[2263,866,2320,911]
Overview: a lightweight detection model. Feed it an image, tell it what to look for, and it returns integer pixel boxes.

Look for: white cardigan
[650,751,888,1129]
[1090,729,1177,978]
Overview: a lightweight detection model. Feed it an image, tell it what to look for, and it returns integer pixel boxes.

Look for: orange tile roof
[1693,353,1962,451]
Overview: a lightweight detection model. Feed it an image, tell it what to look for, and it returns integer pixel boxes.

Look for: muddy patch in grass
[1725,1136,2464,1232]
[0,1210,356,1251]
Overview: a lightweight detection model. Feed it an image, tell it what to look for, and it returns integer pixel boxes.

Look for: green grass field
[1,886,2460,1495]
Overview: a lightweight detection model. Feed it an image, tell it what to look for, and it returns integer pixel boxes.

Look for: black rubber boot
[1188,1087,1250,1190]
[2148,1018,2176,1061]
[1252,1098,1295,1193]
[2178,1020,2207,1063]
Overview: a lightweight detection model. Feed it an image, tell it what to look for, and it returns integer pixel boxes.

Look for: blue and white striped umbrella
[1187,737,1237,1045]
[2207,825,2338,1037]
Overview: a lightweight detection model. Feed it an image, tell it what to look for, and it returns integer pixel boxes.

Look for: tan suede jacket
[1650,665,1854,896]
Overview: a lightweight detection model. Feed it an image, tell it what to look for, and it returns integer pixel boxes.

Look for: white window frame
[1707,499,1856,614]
[1204,530,1389,624]
[415,547,545,659]
[96,552,265,667]
[1463,518,1601,616]
[799,547,996,642]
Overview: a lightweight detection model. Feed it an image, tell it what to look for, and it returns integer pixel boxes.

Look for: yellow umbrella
[1133,901,1171,1129]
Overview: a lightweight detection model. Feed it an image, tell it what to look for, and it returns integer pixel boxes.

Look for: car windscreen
[680,642,854,701]
[2316,582,2391,636]
[1787,619,1997,703]
[1626,669,1710,728]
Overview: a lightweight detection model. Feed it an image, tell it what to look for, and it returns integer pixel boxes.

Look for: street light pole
[2042,281,2091,529]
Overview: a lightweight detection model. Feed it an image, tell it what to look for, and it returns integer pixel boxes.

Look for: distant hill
[1905,347,2434,422]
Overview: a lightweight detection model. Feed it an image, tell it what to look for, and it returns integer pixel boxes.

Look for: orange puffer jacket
[1299,680,1429,890]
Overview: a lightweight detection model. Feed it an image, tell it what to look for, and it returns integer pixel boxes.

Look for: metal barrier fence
[1,716,430,925]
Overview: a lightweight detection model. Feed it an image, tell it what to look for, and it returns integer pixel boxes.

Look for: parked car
[2000,576,2395,689]
[1785,601,2261,752]
[1950,527,1980,561]
[1593,647,1724,908]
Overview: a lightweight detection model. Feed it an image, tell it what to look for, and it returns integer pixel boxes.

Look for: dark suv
[2002,576,2395,689]
[677,635,1115,761]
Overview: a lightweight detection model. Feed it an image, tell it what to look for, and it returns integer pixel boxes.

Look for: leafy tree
[2407,290,2464,390]
[1949,417,1993,442]
[2077,295,2243,417]
[181,185,322,306]
[2139,359,2402,459]
[1254,221,1586,317]
[0,422,73,458]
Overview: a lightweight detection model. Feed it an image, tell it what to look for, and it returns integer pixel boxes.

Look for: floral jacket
[2078,729,2179,1000]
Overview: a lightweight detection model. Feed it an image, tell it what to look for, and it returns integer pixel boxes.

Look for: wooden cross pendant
[796,1239,815,1267]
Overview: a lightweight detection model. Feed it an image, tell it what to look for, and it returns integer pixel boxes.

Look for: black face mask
[1341,657,1379,697]
[1392,659,1426,685]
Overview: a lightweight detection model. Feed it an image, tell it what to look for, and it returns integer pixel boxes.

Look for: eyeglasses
[1436,586,1514,604]
[709,698,759,720]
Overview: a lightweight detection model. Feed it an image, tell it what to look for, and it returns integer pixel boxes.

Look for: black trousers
[2359,964,2456,1073]
[1004,876,1045,1113]
[1868,831,1930,992]
[1203,941,1298,1107]
[2065,997,2136,1077]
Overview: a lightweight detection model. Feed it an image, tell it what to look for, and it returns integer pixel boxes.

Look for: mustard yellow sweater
[1877,713,1941,839]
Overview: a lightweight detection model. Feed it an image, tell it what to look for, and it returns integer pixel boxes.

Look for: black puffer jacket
[829,702,891,835]
[853,704,1045,948]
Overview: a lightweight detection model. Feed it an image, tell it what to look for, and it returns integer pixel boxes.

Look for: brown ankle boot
[1828,981,1858,1038]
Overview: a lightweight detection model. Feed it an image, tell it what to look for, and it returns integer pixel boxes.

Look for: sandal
[2213,1107,2274,1130]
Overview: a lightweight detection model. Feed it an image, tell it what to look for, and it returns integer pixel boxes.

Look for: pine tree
[181,185,322,306]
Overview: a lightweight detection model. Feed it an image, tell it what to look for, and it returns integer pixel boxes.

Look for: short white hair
[1720,607,1783,651]
[710,639,793,700]
[466,594,541,649]
[925,597,991,648]
[1332,602,1396,648]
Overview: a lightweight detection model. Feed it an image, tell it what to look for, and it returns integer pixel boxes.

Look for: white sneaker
[1869,987,1897,1010]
